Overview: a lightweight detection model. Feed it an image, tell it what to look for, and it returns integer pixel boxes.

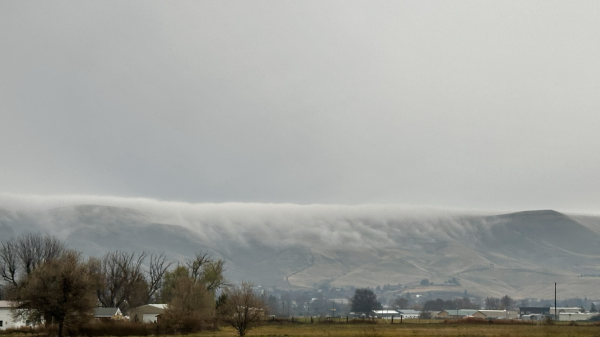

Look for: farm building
[397,309,421,318]
[519,307,550,317]
[372,309,399,318]
[437,309,478,319]
[558,312,599,321]
[472,310,518,319]
[129,304,167,323]
[0,301,26,330]
[550,307,582,314]
[93,307,124,321]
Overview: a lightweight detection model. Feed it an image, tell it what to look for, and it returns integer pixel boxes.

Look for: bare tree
[94,251,171,312]
[0,241,18,287]
[17,234,65,275]
[218,282,267,336]
[147,253,172,302]
[485,297,501,310]
[0,234,67,288]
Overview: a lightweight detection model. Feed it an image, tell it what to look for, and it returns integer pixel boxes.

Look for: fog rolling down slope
[1,202,600,299]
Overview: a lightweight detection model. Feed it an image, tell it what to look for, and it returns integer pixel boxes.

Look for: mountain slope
[1,200,599,298]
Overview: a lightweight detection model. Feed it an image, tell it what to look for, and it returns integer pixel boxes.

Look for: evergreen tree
[350,288,381,315]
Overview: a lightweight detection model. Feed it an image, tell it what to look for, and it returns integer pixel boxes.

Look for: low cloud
[0,193,497,251]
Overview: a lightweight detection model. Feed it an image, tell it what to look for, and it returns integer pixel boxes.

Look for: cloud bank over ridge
[0,193,492,250]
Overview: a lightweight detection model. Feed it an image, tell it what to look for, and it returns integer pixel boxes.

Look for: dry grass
[4,320,600,337]
[191,320,600,337]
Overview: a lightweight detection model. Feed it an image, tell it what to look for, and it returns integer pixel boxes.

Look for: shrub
[67,321,155,336]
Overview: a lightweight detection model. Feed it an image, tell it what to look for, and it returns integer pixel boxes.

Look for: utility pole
[555,283,557,321]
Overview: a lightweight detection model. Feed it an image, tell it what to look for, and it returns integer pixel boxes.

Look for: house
[558,312,599,321]
[129,304,167,323]
[93,307,124,321]
[430,311,442,318]
[397,309,421,319]
[521,314,545,321]
[437,309,478,319]
[519,306,550,317]
[372,309,399,318]
[472,310,518,320]
[550,307,582,314]
[0,301,26,330]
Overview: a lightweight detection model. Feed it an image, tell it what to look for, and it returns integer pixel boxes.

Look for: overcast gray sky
[1,1,599,212]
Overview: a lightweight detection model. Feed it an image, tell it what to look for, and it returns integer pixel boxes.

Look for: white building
[550,307,582,314]
[397,309,421,319]
[0,301,26,330]
[558,312,599,321]
[129,304,167,323]
[372,309,399,318]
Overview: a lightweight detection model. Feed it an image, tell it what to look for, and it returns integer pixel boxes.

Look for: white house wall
[0,308,25,330]
[142,314,159,323]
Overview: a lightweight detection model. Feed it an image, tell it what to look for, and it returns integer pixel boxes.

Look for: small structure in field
[93,307,124,321]
[129,304,167,323]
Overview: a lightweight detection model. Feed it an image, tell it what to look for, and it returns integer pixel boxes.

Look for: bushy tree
[160,276,214,333]
[423,298,448,311]
[350,288,381,315]
[393,297,409,309]
[218,282,267,336]
[264,295,279,316]
[159,254,226,332]
[310,294,330,316]
[13,250,97,337]
[161,253,225,303]
[500,295,515,310]
[161,266,191,303]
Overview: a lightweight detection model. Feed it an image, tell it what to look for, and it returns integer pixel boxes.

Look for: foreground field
[203,321,600,337]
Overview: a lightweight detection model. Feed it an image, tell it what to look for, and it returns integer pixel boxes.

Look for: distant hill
[1,196,599,299]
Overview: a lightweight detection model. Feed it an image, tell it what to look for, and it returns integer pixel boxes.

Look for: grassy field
[200,320,600,337]
[4,320,600,337]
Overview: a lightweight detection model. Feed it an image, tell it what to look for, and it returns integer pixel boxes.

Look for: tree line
[0,234,266,337]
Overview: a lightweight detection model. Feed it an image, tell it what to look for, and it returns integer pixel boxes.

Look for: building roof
[331,298,349,304]
[550,307,581,311]
[519,306,550,310]
[129,304,167,314]
[372,310,399,314]
[442,309,479,316]
[0,301,14,308]
[475,310,509,318]
[94,307,121,317]
[398,309,421,315]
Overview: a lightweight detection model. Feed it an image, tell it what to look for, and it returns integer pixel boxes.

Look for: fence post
[391,316,394,324]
